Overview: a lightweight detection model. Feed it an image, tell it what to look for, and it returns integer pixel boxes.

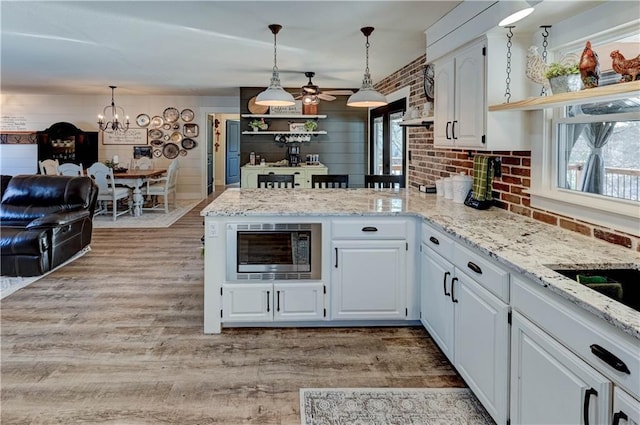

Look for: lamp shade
[255,83,296,106]
[347,87,387,108]
[498,0,535,26]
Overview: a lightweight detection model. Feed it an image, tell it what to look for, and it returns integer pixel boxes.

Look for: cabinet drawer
[421,222,454,259]
[512,275,640,398]
[332,219,407,239]
[453,243,509,302]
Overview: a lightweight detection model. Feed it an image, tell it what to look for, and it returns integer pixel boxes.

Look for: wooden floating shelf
[241,131,327,135]
[399,117,434,128]
[488,80,640,112]
[241,114,327,119]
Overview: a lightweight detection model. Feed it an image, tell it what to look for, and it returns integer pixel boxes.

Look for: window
[370,99,406,178]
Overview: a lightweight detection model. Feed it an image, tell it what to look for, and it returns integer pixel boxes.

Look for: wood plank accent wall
[375,54,638,251]
[239,88,369,187]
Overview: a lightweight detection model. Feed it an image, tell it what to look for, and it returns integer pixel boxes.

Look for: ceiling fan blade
[294,94,303,100]
[323,90,354,96]
[318,93,336,101]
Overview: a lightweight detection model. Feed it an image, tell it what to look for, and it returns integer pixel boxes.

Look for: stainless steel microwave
[226,223,322,281]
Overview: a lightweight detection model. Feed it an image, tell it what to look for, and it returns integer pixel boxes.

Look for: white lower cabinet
[222,282,325,322]
[331,239,406,320]
[511,311,612,425]
[613,387,640,425]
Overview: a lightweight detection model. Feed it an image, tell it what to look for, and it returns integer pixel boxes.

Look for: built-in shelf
[241,114,327,119]
[241,131,328,135]
[399,117,434,128]
[488,80,640,112]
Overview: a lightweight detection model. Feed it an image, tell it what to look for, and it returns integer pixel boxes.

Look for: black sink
[553,268,640,312]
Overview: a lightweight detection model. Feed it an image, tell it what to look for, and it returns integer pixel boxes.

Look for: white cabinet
[222,282,325,322]
[240,164,328,188]
[419,222,509,424]
[613,387,640,425]
[433,35,529,151]
[434,40,485,148]
[331,219,411,320]
[511,312,611,425]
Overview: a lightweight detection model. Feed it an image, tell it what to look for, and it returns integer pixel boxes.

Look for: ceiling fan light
[302,94,318,105]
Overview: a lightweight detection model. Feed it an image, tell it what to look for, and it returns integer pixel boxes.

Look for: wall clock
[423,63,435,102]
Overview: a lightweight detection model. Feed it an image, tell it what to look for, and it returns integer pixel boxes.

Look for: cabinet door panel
[434,58,455,147]
[332,240,406,320]
[455,42,485,148]
[454,270,509,424]
[420,245,455,360]
[511,312,611,425]
[274,282,325,321]
[222,283,272,322]
[613,386,640,425]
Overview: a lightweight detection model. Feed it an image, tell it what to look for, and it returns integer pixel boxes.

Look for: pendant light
[255,24,295,107]
[347,26,387,108]
[498,0,535,27]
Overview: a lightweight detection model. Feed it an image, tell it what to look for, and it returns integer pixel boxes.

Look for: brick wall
[376,55,639,251]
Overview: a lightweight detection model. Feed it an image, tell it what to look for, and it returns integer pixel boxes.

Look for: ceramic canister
[443,177,454,199]
[435,179,444,197]
[452,172,473,203]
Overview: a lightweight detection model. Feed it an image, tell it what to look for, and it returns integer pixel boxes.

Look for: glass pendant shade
[347,26,387,108]
[255,24,295,107]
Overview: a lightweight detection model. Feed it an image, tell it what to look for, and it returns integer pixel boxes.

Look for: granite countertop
[201,188,640,339]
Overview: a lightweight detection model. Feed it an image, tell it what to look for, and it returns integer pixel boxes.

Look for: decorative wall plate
[162,123,171,130]
[150,116,164,128]
[150,139,165,147]
[179,148,188,157]
[163,142,179,159]
[172,124,180,130]
[181,138,197,150]
[180,108,194,122]
[136,114,150,127]
[183,123,199,137]
[170,131,183,142]
[153,148,163,158]
[163,107,180,123]
[148,128,163,139]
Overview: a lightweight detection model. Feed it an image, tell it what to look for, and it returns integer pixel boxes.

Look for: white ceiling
[0,1,463,96]
[0,1,608,97]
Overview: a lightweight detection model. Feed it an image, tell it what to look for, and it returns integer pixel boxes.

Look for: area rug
[0,246,91,300]
[300,388,494,425]
[92,199,201,229]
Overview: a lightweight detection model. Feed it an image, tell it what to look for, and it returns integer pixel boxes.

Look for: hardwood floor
[1,190,464,425]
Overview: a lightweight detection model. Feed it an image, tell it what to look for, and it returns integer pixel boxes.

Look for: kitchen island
[202,187,639,338]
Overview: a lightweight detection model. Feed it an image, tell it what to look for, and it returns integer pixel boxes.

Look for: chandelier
[97,85,129,133]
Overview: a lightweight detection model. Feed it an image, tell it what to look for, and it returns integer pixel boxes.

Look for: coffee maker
[287,145,301,167]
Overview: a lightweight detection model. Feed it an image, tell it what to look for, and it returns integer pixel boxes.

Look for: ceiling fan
[295,72,354,104]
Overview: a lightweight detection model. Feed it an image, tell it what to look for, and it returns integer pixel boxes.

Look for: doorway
[225,120,240,185]
[369,98,406,182]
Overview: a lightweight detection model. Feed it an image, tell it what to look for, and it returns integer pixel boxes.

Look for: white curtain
[579,122,615,194]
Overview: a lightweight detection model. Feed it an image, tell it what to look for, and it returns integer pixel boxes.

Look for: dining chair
[312,174,349,188]
[131,157,153,171]
[87,162,131,221]
[364,174,405,189]
[257,174,295,188]
[142,159,179,213]
[38,159,60,175]
[58,162,84,176]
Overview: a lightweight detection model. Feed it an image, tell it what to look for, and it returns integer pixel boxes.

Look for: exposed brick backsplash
[376,54,640,251]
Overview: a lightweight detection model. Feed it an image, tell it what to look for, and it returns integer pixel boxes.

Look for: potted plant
[544,62,582,94]
[248,118,268,131]
[304,120,318,132]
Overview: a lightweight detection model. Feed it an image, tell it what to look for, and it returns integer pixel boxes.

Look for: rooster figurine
[526,46,551,90]
[610,50,640,82]
[579,41,600,88]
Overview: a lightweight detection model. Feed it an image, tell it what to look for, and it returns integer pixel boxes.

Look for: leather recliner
[1,175,99,277]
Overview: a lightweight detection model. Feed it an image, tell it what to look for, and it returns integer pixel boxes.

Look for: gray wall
[240,87,369,187]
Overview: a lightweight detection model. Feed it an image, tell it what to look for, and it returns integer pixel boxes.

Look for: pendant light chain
[540,25,552,96]
[272,29,279,72]
[504,26,515,103]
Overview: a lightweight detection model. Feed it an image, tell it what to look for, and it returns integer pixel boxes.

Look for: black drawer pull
[266,291,270,313]
[451,277,458,303]
[590,344,630,374]
[362,226,378,232]
[613,411,628,425]
[467,261,482,274]
[443,271,451,296]
[429,236,440,245]
[294,172,300,175]
[583,387,597,425]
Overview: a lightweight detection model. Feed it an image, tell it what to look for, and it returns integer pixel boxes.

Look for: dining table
[112,168,167,217]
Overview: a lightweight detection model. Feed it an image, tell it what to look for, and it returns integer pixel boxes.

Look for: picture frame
[101,128,148,145]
